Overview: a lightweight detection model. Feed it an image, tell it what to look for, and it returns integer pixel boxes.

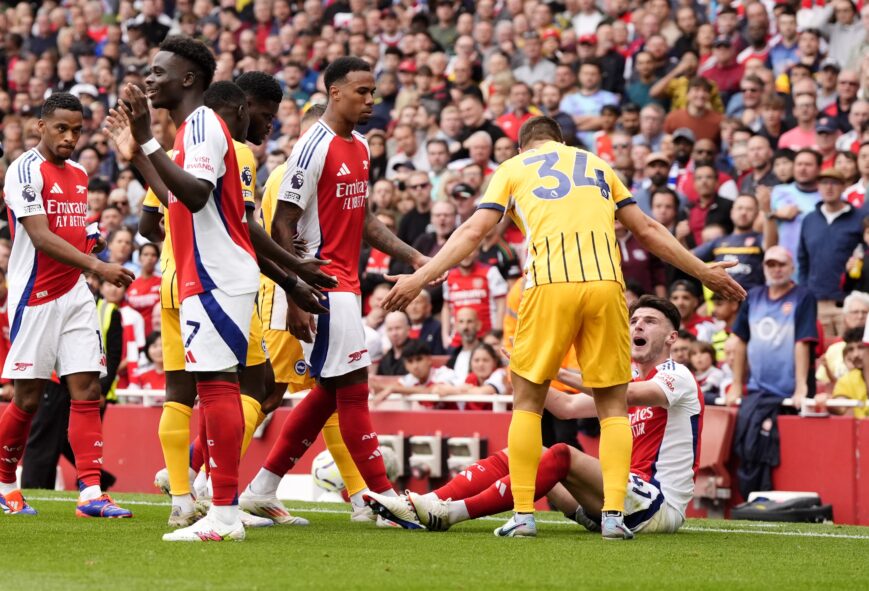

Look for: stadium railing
[114,389,516,410]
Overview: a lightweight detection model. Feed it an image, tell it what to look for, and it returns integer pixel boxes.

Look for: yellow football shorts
[263,328,315,392]
[161,306,266,372]
[510,281,631,388]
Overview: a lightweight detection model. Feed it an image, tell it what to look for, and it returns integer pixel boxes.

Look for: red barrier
[4,403,867,525]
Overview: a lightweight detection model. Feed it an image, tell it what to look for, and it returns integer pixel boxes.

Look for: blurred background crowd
[0,0,867,422]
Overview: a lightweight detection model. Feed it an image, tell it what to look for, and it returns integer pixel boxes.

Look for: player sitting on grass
[366,295,704,537]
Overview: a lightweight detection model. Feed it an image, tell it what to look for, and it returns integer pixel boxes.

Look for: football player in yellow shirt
[136,76,336,528]
[381,116,745,539]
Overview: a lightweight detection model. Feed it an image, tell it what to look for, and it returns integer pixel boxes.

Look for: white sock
[0,482,17,495]
[188,467,197,483]
[79,485,102,502]
[193,469,208,497]
[249,469,281,496]
[350,488,370,509]
[447,500,469,524]
[172,494,195,513]
[210,504,238,526]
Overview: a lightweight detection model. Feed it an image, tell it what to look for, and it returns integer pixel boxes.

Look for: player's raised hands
[104,105,138,161]
[120,83,154,145]
[293,257,338,290]
[97,261,135,288]
[702,261,747,301]
[381,273,426,312]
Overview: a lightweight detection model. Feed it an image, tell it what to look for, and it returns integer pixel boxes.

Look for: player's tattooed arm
[363,207,425,268]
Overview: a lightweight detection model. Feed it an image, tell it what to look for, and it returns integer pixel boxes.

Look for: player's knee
[13,389,41,414]
[550,443,572,472]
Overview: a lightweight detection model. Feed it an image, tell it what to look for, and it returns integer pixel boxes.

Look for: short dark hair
[42,92,83,118]
[323,57,371,93]
[140,242,160,258]
[236,71,283,104]
[144,331,162,363]
[518,116,564,148]
[676,329,697,341]
[773,147,796,161]
[578,58,602,73]
[650,187,679,208]
[795,147,822,166]
[602,104,621,117]
[203,81,246,111]
[843,326,864,344]
[88,177,111,193]
[621,102,640,115]
[688,77,712,92]
[159,35,217,90]
[629,295,682,332]
[401,339,431,359]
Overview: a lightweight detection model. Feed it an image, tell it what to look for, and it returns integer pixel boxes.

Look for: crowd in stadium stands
[0,0,868,421]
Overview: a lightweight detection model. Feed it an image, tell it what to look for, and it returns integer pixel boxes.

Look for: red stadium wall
[4,404,867,525]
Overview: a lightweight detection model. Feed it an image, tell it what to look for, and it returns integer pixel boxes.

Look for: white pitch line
[23,496,869,540]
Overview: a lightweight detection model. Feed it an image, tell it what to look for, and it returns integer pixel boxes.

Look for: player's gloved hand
[96,261,135,287]
[293,257,338,290]
[286,299,318,342]
[381,273,426,312]
[288,281,329,318]
[120,83,153,145]
[701,261,747,302]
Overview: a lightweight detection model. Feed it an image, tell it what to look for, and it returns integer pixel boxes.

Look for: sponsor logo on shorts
[348,349,368,363]
[294,360,308,375]
[11,362,33,371]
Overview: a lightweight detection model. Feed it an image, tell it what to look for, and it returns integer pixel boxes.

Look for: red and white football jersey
[277,120,370,294]
[168,106,259,301]
[443,261,508,343]
[126,275,161,335]
[629,359,704,517]
[3,149,98,338]
[844,181,866,209]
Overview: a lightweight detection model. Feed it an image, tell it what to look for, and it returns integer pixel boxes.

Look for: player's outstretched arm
[246,212,337,291]
[616,203,747,301]
[382,208,502,311]
[363,206,426,268]
[19,215,134,287]
[117,84,213,212]
[546,382,670,420]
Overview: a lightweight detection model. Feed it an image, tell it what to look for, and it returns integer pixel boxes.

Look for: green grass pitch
[3,491,868,591]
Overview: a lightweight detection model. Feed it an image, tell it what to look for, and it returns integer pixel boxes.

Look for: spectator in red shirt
[443,250,508,347]
[496,81,535,143]
[434,343,509,411]
[125,243,161,335]
[669,280,714,337]
[701,36,745,98]
[131,331,165,391]
[616,219,667,297]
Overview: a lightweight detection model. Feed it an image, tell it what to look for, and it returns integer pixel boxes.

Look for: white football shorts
[623,473,685,534]
[3,278,106,380]
[302,291,371,379]
[180,288,255,372]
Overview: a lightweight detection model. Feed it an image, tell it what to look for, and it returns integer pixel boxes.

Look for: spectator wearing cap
[816,116,841,169]
[448,181,477,223]
[559,59,618,149]
[386,123,430,179]
[728,246,818,498]
[633,151,673,214]
[615,218,667,297]
[798,167,867,336]
[817,59,842,113]
[496,82,536,143]
[779,94,819,150]
[767,149,822,272]
[686,163,735,245]
[664,78,724,144]
[695,195,766,291]
[539,83,578,147]
[669,280,714,337]
[378,8,403,50]
[825,69,862,131]
[701,36,744,97]
[513,31,557,87]
[770,8,800,76]
[668,127,696,191]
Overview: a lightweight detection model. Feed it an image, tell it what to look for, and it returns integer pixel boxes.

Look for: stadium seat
[694,406,738,516]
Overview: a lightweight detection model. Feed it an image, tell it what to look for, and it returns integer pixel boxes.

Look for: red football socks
[68,400,104,488]
[433,450,510,501]
[197,380,244,506]
[0,402,34,484]
[465,443,572,519]
[336,382,392,494]
[263,384,336,476]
